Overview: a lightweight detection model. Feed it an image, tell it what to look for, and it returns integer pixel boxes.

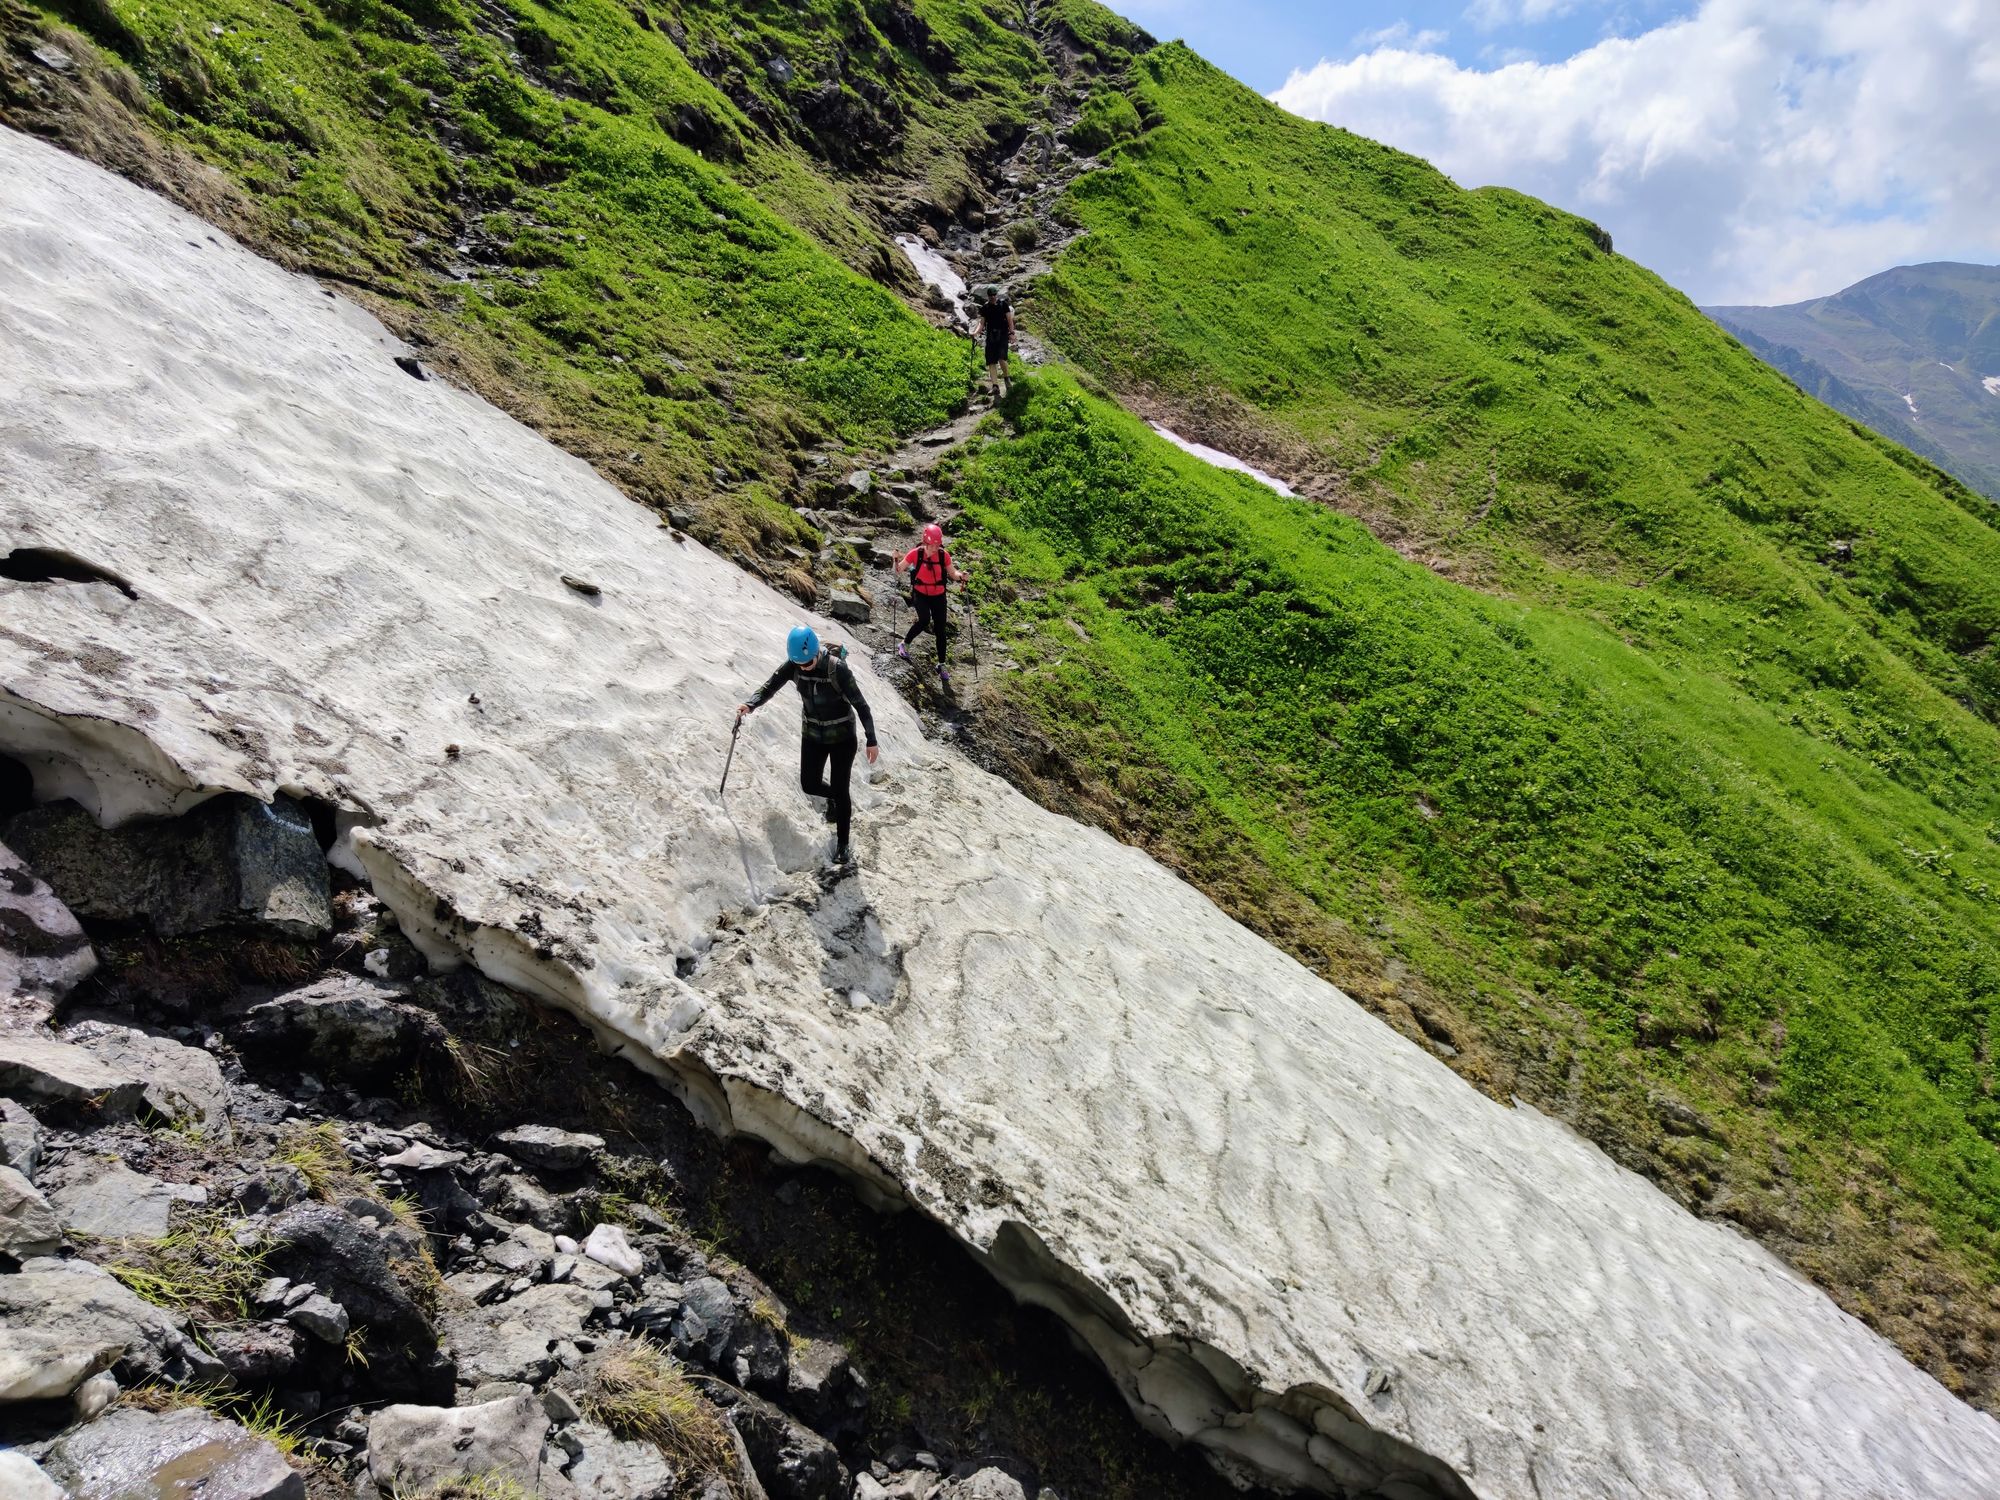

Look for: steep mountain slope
[9,125,2000,1500]
[1708,263,2000,501]
[5,0,2000,1437]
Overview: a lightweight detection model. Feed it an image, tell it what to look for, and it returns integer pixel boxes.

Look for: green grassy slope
[954,41,2000,1399]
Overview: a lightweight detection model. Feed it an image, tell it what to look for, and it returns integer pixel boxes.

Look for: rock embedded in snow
[4,128,2000,1499]
[1,792,330,939]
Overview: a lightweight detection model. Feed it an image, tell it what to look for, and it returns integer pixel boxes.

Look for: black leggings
[800,734,858,848]
[903,592,948,663]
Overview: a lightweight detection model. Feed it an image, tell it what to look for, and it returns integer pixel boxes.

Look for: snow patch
[1903,392,1919,414]
[1148,422,1296,495]
[7,127,2000,1500]
[894,234,966,316]
[1985,375,2000,398]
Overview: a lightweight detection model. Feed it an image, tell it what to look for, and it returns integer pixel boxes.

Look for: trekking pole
[966,599,978,689]
[720,716,741,796]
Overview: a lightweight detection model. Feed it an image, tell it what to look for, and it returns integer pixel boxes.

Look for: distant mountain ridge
[1707,262,2000,500]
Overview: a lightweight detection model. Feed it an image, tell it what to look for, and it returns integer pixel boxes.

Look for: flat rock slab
[494,1123,604,1171]
[0,838,96,1008]
[0,1026,225,1128]
[368,1394,549,1495]
[0,1259,218,1400]
[442,1282,599,1388]
[3,129,1999,1499]
[48,1159,207,1240]
[41,1404,304,1500]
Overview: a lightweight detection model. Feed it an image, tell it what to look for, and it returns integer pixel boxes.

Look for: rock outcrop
[4,126,1999,1498]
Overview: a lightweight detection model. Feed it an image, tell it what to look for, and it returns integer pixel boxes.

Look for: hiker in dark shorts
[898,522,968,684]
[738,625,879,865]
[976,285,1015,399]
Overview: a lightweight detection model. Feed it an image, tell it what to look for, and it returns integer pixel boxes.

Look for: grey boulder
[0,1260,221,1399]
[367,1393,549,1495]
[580,1222,643,1278]
[0,838,96,1009]
[230,973,446,1083]
[945,1470,1029,1500]
[41,1404,304,1500]
[0,1162,62,1257]
[730,1390,847,1500]
[2,793,330,940]
[205,1321,304,1385]
[48,1160,207,1240]
[785,1338,867,1441]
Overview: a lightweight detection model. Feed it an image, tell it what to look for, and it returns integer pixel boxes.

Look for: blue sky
[1113,0,1691,93]
[1107,1,2000,307]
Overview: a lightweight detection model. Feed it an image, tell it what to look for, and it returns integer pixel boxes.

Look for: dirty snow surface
[894,234,967,318]
[1148,422,1296,495]
[6,129,2000,1500]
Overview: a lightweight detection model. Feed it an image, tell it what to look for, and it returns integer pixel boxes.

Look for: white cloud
[1465,0,1584,27]
[1271,0,2000,304]
[1355,21,1450,51]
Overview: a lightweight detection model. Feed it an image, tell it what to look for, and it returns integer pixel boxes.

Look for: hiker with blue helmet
[738,625,879,865]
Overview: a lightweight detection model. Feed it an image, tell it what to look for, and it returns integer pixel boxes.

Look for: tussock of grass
[581,1340,733,1480]
[105,1210,266,1318]
[274,1120,363,1201]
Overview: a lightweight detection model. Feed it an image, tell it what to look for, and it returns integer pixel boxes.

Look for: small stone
[72,1369,118,1421]
[561,574,602,597]
[554,1233,580,1254]
[844,470,874,496]
[30,43,74,72]
[542,1386,582,1424]
[253,1276,292,1307]
[286,1292,350,1344]
[393,355,429,380]
[368,1394,549,1495]
[581,1222,644,1278]
[828,589,870,624]
[281,1281,317,1307]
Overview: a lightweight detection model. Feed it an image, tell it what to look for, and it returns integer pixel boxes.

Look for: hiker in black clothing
[738,625,879,864]
[898,521,968,684]
[976,285,1015,400]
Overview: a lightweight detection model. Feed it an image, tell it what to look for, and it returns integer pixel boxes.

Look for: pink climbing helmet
[922,522,944,548]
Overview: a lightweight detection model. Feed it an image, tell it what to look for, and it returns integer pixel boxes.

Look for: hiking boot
[938,665,952,688]
[830,838,853,868]
[896,642,909,660]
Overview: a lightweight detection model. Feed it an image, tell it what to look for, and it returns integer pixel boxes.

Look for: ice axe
[720,714,742,796]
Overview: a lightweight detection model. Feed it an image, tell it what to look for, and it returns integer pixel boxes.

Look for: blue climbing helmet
[786,624,821,664]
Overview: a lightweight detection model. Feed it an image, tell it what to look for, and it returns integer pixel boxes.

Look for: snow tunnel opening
[0,547,138,599]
